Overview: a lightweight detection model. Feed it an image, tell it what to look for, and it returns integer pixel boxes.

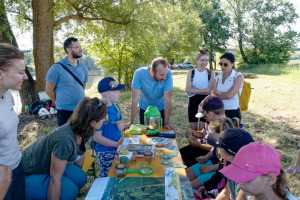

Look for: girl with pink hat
[220,142,298,200]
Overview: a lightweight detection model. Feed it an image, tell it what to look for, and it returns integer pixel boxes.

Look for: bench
[82,150,97,178]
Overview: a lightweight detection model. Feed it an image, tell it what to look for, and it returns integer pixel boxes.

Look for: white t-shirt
[188,69,209,98]
[246,189,299,200]
[0,91,21,170]
[215,69,243,110]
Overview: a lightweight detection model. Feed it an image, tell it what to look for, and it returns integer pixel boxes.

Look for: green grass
[18,65,300,198]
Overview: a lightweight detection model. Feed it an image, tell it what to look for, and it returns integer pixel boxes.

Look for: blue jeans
[25,163,87,200]
[56,109,73,126]
[4,162,25,200]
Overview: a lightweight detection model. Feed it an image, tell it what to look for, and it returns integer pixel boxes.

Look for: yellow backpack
[236,73,251,111]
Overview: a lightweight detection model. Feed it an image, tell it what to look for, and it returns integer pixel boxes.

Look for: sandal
[285,165,295,173]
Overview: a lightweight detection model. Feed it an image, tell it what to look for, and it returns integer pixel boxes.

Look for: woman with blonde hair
[186,50,215,131]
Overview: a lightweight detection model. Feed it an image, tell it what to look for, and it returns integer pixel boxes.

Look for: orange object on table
[107,127,187,177]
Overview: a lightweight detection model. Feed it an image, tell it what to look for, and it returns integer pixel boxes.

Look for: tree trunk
[1,0,39,111]
[32,0,54,92]
[238,29,248,63]
[19,68,39,110]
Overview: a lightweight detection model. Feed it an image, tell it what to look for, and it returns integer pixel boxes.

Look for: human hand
[0,164,12,199]
[124,123,132,130]
[198,185,206,192]
[189,137,201,147]
[117,120,125,131]
[196,156,208,164]
[165,124,175,131]
[185,130,193,138]
[117,137,123,144]
[200,165,211,174]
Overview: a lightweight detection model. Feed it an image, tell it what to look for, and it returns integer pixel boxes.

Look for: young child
[180,95,227,167]
[93,77,125,177]
[220,142,299,200]
[186,118,237,189]
[207,128,254,200]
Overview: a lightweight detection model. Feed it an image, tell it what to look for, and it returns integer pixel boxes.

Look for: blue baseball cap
[98,77,126,93]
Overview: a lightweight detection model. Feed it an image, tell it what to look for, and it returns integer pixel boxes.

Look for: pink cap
[220,142,281,183]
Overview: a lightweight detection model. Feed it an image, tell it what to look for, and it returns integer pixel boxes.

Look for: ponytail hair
[232,117,240,129]
[272,169,288,200]
[210,118,235,134]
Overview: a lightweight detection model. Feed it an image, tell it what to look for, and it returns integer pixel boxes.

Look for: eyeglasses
[68,46,82,49]
[219,62,229,67]
[199,50,208,54]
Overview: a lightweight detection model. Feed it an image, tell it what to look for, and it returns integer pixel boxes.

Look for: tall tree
[198,0,230,69]
[6,0,156,106]
[225,0,299,64]
[1,0,39,111]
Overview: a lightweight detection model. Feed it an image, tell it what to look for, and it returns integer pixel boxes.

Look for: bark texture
[32,0,55,92]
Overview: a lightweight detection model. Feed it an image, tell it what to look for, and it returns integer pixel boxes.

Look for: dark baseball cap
[207,128,254,156]
[195,95,224,118]
[98,77,126,93]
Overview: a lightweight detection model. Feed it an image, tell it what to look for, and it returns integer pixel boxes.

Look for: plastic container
[130,151,138,162]
[155,143,164,156]
[115,151,120,164]
[115,164,126,178]
[143,151,153,166]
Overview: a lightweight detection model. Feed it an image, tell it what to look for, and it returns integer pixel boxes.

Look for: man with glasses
[46,37,88,126]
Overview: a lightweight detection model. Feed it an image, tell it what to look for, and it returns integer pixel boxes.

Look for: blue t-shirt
[46,57,88,111]
[95,103,122,152]
[131,67,173,111]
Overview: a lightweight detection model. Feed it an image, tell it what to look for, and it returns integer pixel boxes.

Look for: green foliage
[225,0,300,64]
[197,0,230,68]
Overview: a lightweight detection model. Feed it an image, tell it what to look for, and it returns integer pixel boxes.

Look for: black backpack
[29,100,47,115]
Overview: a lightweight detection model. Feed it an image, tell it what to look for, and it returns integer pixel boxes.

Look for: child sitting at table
[180,95,227,167]
[93,77,125,177]
[186,117,238,189]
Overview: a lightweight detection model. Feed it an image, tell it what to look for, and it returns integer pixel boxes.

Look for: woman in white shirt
[185,50,215,131]
[212,52,243,120]
[0,43,28,199]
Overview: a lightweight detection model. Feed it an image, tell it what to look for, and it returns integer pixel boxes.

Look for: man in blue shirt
[46,37,88,126]
[126,57,174,130]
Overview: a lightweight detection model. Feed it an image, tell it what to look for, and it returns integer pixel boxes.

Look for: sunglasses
[219,62,229,67]
[98,100,103,108]
[199,49,208,54]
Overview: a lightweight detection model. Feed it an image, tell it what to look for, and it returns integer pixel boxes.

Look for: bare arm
[93,130,122,148]
[83,83,86,89]
[216,182,231,200]
[213,75,244,100]
[163,89,174,130]
[48,153,67,200]
[236,189,247,200]
[185,70,212,95]
[0,164,11,200]
[129,88,140,125]
[46,81,56,103]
